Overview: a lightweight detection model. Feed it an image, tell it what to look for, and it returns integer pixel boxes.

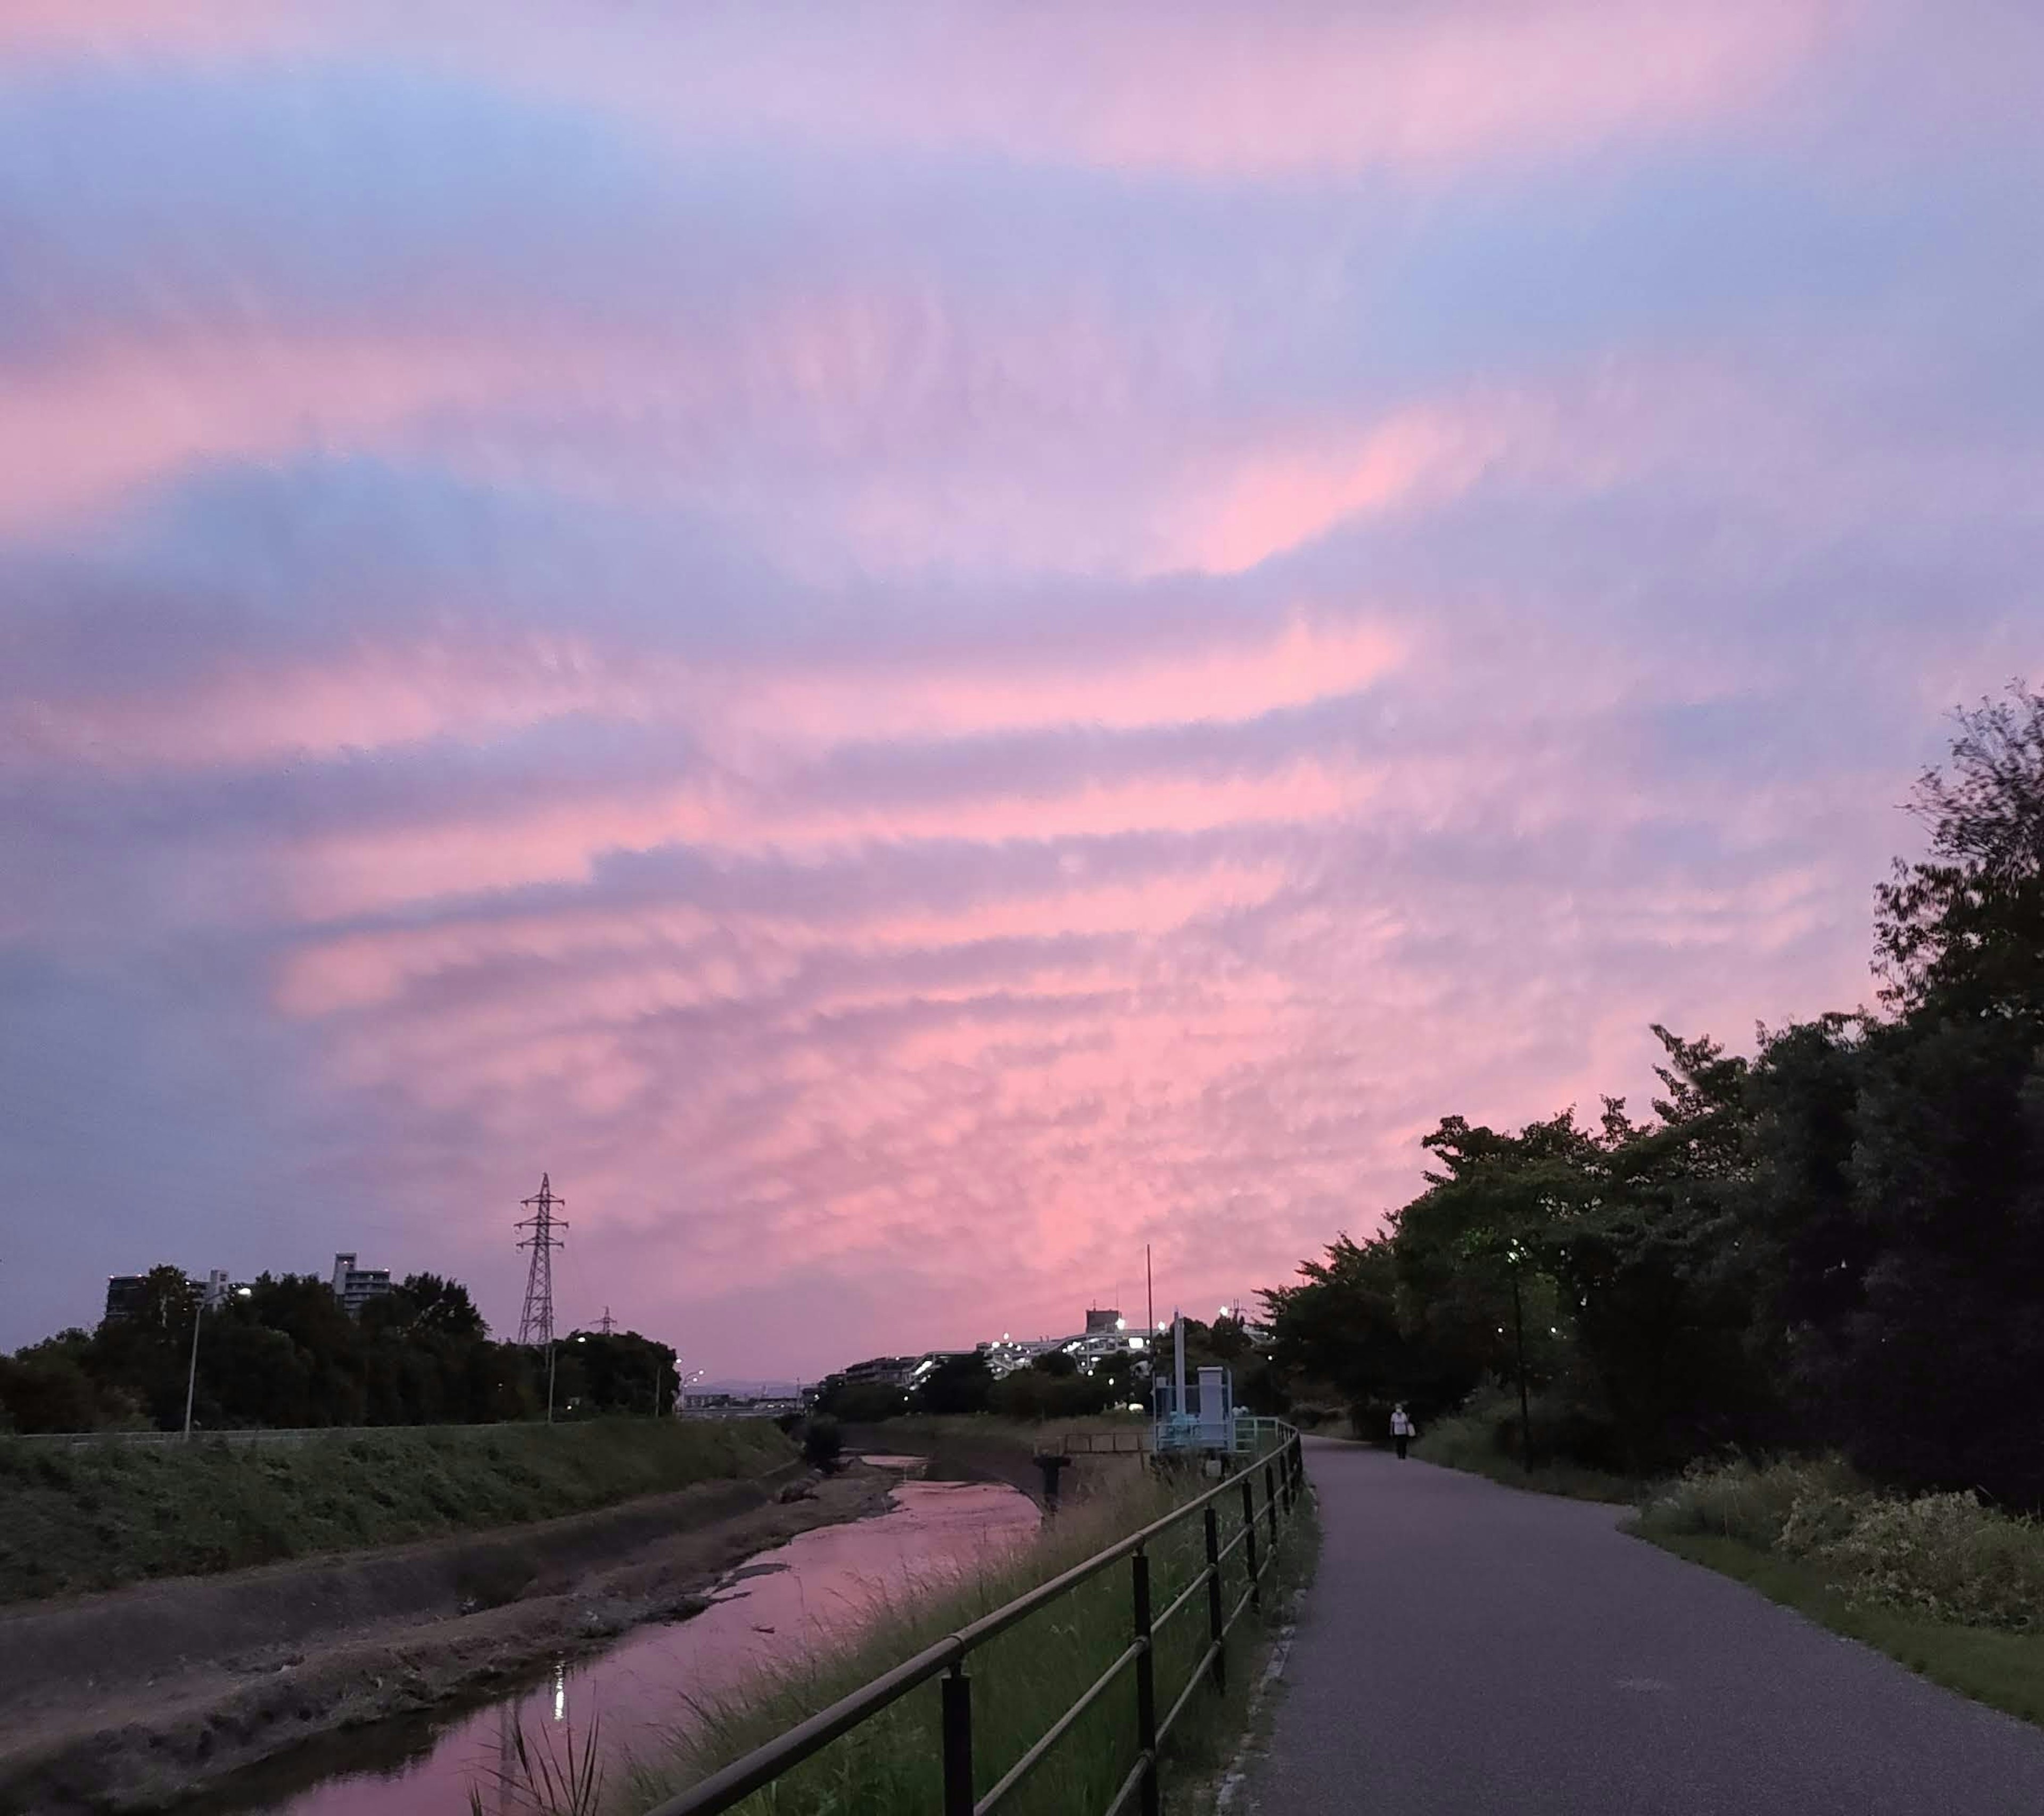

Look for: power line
[514,1173,568,1347]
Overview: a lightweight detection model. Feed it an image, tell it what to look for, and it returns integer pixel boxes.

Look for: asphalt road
[1239,1437,2044,1815]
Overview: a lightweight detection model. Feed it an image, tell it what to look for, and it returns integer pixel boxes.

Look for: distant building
[103,1275,148,1323]
[331,1252,393,1316]
[977,1309,1148,1379]
[840,1354,916,1389]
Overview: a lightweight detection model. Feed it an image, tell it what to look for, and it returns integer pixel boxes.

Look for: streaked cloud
[2,3,2038,1371]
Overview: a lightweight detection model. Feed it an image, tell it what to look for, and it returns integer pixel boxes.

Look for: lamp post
[1505,1239,1533,1472]
[182,1300,203,1442]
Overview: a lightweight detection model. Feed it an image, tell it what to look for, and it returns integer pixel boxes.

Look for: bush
[1641,1456,1864,1551]
[1637,1458,2044,1633]
[802,1416,844,1472]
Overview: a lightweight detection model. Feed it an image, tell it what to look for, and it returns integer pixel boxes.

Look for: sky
[2,3,2040,1375]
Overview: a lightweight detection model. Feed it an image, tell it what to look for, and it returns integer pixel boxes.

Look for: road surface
[1239,1436,2044,1814]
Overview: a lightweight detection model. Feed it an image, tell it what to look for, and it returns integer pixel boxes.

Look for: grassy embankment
[578,1460,1318,1816]
[0,1418,793,1603]
[1410,1409,1638,1503]
[1634,1458,2044,1728]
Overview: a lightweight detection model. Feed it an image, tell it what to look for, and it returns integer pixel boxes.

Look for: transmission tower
[515,1173,568,1346]
[597,1305,616,1336]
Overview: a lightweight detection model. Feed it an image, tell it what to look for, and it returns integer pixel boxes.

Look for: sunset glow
[3,2,2040,1375]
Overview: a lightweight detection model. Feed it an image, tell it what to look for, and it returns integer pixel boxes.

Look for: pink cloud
[5,4,1831,179]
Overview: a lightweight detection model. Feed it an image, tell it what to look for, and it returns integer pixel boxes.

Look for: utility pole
[516,1174,568,1422]
[182,1295,203,1441]
[597,1305,616,1337]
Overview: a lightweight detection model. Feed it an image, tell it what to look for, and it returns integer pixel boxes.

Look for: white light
[1130,1337,1145,1351]
[1218,1306,1230,1318]
[1115,1317,1126,1331]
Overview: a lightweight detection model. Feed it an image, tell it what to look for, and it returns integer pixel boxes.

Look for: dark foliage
[0,1266,675,1434]
[1263,687,2044,1506]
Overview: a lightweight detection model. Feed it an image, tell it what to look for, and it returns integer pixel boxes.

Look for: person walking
[1390,1403,1415,1460]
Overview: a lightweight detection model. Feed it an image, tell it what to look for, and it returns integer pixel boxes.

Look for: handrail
[646,1427,1308,1816]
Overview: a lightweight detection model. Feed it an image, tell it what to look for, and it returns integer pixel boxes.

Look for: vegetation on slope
[605,1465,1317,1816]
[0,1417,793,1603]
[1635,1458,2044,1725]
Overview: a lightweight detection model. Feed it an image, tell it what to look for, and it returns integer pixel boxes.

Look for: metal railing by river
[648,1425,1307,1816]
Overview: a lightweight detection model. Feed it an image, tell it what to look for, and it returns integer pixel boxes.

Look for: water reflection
[208,1476,1037,1815]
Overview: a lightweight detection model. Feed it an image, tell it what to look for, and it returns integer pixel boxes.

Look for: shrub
[802,1416,845,1472]
[1638,1458,2044,1633]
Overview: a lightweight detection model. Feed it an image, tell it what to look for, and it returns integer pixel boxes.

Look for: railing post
[1204,1504,1227,1692]
[1240,1477,1261,1614]
[1133,1548,1160,1816]
[942,1662,974,1816]
[1264,1462,1280,1548]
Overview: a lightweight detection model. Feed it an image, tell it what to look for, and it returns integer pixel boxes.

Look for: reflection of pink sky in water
[237,1475,1038,1816]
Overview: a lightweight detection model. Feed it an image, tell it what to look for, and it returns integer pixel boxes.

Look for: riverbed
[205,1464,1040,1815]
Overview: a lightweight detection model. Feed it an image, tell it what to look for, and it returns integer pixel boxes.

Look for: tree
[912,1351,994,1415]
[1875,684,2044,1016]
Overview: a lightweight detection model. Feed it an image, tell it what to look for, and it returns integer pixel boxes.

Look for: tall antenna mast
[515,1173,568,1347]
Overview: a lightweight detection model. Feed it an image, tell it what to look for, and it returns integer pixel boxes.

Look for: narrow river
[204,1461,1039,1815]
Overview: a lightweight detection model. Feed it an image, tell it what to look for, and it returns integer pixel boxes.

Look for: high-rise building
[103,1275,148,1323]
[331,1251,393,1316]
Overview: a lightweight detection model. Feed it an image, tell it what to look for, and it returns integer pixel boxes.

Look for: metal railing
[648,1427,1308,1816]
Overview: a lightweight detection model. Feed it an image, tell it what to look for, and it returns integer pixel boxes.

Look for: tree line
[1260,687,2044,1510]
[0,1265,679,1433]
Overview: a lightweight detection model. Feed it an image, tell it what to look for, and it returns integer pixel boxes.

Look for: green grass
[1633,1457,2044,1729]
[1643,1531,2044,1729]
[1410,1412,1639,1503]
[598,1461,1318,1816]
[0,1418,794,1603]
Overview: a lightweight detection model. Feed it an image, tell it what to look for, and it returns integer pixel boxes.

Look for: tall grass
[598,1460,1315,1816]
[0,1419,794,1601]
[1636,1457,2044,1632]
[1411,1410,1637,1503]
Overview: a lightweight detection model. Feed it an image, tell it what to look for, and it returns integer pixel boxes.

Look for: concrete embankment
[0,1460,889,1815]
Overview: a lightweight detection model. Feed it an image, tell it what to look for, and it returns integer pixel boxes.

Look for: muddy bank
[0,1462,889,1815]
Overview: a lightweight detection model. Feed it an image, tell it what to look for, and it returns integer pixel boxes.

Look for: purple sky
[2,3,2040,1375]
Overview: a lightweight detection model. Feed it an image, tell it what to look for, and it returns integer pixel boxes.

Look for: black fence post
[942,1662,974,1816]
[1240,1476,1261,1613]
[1204,1503,1227,1692]
[1264,1462,1280,1548]
[1133,1548,1160,1816]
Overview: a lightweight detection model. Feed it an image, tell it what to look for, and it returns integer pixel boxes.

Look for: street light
[183,1284,251,1440]
[1504,1239,1533,1473]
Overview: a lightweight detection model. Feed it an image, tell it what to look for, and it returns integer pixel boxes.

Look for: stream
[206,1461,1040,1815]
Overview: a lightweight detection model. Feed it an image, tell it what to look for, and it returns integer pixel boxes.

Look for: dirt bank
[0,1462,891,1815]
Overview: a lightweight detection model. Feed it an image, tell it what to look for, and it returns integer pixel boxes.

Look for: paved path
[1240,1437,2044,1814]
